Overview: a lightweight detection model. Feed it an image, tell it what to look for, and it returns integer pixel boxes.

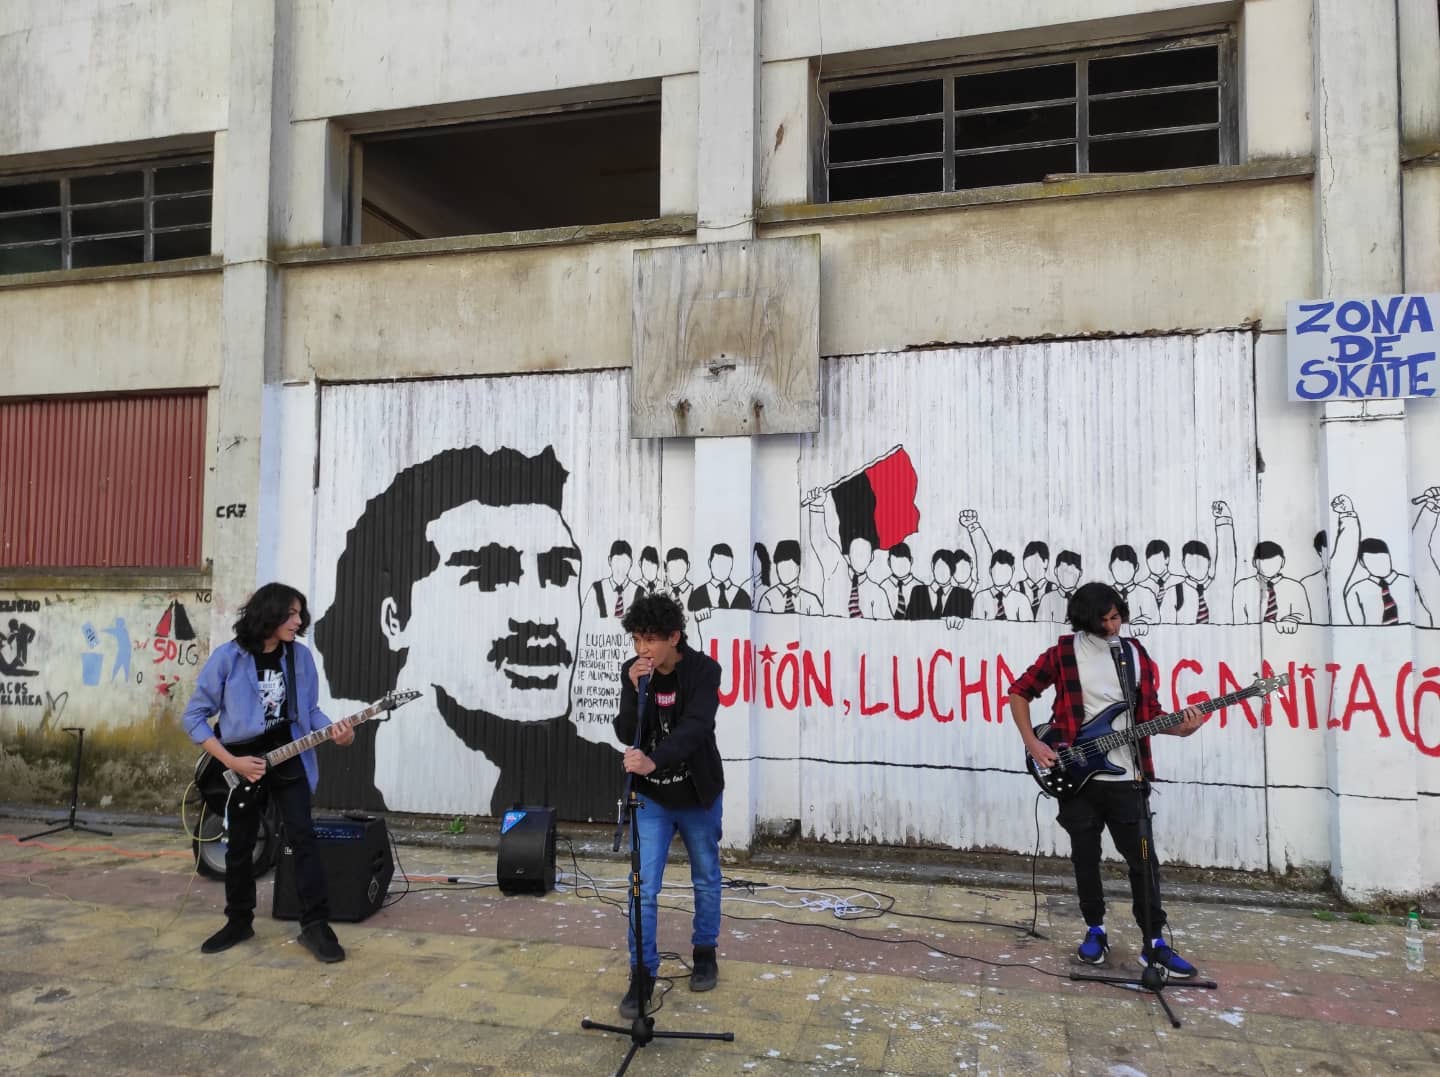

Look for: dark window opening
[822,36,1231,202]
[0,156,212,276]
[354,102,661,243]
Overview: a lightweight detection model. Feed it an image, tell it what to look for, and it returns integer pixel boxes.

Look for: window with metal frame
[0,157,213,276]
[821,35,1234,203]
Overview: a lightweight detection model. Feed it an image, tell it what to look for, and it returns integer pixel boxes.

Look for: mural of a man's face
[1111,559,1137,586]
[1362,550,1393,578]
[666,558,689,585]
[992,561,1014,587]
[953,557,972,585]
[380,501,580,719]
[1056,561,1082,589]
[609,552,632,581]
[932,558,953,586]
[1183,552,1211,580]
[1147,551,1169,576]
[1255,554,1284,580]
[1023,553,1047,582]
[776,558,801,585]
[890,554,912,579]
[710,553,733,582]
[640,558,659,583]
[847,538,874,573]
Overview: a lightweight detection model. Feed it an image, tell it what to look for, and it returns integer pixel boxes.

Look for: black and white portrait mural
[311,373,659,819]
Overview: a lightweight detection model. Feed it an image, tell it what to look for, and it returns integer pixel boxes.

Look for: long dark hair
[234,582,310,653]
[1067,581,1128,634]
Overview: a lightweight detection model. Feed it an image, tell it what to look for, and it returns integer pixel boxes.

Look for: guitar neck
[265,702,382,767]
[1113,686,1261,746]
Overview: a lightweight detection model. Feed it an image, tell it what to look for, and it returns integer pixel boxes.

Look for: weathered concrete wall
[0,271,223,397]
[0,587,213,812]
[0,0,227,158]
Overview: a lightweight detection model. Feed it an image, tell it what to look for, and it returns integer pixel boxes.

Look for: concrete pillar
[1312,0,1419,899]
[694,0,761,850]
[210,0,290,643]
[1398,0,1440,154]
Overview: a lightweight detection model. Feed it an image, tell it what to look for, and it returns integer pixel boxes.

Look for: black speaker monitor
[497,806,556,895]
[273,814,394,922]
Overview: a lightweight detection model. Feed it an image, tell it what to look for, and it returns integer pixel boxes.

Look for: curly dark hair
[621,593,686,640]
[234,582,310,653]
[1067,581,1128,634]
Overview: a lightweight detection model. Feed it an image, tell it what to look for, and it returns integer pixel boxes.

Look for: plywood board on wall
[632,234,820,437]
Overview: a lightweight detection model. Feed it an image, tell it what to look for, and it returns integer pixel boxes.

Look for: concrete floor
[1,820,1436,1076]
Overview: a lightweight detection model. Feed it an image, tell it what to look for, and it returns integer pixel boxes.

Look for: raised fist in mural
[1130,619,1151,638]
[958,509,980,531]
[1211,500,1232,523]
[1414,485,1440,511]
[694,607,713,622]
[1275,616,1300,635]
[943,616,965,631]
[1331,493,1355,516]
[803,487,826,508]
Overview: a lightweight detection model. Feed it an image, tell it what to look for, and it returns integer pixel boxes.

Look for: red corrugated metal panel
[0,393,206,568]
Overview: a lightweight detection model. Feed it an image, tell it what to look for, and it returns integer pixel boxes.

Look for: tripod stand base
[582,1017,734,1077]
[20,820,112,842]
[1071,969,1218,1028]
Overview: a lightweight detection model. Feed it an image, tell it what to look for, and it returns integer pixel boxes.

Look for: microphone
[1108,636,1124,655]
[638,672,650,698]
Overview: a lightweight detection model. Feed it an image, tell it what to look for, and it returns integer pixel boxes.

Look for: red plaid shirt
[1009,634,1165,779]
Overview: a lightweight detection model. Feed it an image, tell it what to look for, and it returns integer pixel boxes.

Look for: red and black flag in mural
[827,446,920,550]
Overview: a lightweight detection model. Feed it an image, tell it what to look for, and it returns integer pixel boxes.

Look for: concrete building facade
[1,0,1437,901]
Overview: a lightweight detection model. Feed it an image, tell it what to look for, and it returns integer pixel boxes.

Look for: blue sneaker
[1140,938,1197,979]
[1076,926,1109,964]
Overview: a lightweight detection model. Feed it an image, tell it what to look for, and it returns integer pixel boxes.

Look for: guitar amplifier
[272,815,394,922]
[496,806,556,895]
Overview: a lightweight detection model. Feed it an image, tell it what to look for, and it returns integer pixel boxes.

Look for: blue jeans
[630,792,723,975]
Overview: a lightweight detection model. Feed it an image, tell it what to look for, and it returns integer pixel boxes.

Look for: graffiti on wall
[308,336,1438,862]
[0,598,43,707]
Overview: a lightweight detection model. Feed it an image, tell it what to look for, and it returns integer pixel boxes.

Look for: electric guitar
[194,690,419,818]
[1024,673,1289,799]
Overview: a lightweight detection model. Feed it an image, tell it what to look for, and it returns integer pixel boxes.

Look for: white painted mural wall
[286,332,1440,886]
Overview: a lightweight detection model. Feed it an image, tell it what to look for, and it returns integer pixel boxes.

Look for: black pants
[225,760,329,928]
[1056,780,1165,938]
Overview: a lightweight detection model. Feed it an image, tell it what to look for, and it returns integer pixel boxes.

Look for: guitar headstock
[382,690,423,711]
[1249,672,1291,695]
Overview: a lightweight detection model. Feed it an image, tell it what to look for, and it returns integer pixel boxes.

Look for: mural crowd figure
[315,445,619,818]
[805,486,891,618]
[587,540,639,621]
[690,542,753,620]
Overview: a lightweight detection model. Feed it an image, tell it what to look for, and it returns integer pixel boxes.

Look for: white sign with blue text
[1287,293,1438,401]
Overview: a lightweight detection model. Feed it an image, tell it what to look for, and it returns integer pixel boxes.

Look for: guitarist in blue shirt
[1009,582,1204,977]
[184,583,354,962]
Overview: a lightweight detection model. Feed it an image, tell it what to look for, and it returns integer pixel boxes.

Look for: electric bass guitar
[194,690,419,818]
[1025,673,1289,799]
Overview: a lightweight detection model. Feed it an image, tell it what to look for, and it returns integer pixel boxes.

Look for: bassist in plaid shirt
[1009,582,1205,977]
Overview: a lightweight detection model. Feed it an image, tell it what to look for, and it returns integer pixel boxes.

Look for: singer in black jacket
[1008,582,1204,978]
[611,593,725,1018]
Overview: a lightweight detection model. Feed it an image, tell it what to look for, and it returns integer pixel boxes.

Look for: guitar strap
[271,641,304,784]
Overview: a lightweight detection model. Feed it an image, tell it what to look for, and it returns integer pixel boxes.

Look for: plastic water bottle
[1406,911,1425,973]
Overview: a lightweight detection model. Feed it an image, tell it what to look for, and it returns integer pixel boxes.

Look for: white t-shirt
[1074,631,1137,782]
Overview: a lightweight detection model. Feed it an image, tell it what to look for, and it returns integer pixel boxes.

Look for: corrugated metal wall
[0,393,206,568]
[310,371,662,819]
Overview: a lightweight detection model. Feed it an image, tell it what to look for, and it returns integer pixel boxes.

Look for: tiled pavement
[1,822,1436,1075]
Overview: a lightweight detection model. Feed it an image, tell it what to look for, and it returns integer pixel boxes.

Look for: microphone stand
[581,672,734,1076]
[1068,636,1217,1028]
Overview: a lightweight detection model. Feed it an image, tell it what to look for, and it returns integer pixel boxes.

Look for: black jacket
[613,641,725,808]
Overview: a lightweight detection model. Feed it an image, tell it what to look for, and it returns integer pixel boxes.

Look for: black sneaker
[298,922,345,964]
[618,968,653,1019]
[201,920,254,954]
[690,947,718,992]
